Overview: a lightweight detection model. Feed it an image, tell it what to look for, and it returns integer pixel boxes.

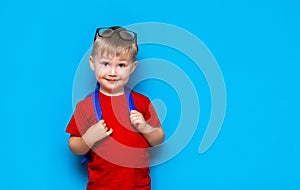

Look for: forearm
[68,120,113,155]
[142,126,165,146]
[68,136,90,155]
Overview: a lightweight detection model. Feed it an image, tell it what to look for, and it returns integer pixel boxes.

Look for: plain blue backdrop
[1,0,299,189]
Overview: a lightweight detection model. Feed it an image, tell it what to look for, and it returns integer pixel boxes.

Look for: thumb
[106,128,113,136]
[130,110,137,114]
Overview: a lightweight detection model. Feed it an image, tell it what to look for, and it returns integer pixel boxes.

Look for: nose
[109,66,117,76]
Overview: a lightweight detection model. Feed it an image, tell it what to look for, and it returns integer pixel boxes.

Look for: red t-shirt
[66,91,161,190]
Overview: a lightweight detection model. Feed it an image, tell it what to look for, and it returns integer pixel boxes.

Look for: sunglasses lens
[95,28,136,42]
[98,28,114,37]
[119,30,136,40]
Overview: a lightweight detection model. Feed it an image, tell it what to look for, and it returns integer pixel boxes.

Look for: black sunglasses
[93,27,137,42]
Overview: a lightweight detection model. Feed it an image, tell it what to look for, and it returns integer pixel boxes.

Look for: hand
[82,120,113,147]
[130,110,151,133]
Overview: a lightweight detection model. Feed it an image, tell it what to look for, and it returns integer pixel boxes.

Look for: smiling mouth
[105,78,119,82]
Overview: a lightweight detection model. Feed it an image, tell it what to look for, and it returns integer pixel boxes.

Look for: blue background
[1,0,299,189]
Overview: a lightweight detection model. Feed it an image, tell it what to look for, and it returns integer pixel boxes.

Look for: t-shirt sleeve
[65,115,81,136]
[138,96,161,128]
[65,101,90,137]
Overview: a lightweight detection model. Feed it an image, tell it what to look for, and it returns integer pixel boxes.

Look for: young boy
[66,26,164,190]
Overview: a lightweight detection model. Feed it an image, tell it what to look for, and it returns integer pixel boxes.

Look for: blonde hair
[91,27,138,61]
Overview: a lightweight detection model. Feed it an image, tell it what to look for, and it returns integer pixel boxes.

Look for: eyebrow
[99,57,130,63]
[117,59,130,62]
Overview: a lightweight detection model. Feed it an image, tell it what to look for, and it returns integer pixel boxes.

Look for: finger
[130,110,140,116]
[130,116,137,125]
[130,114,136,121]
[106,128,113,135]
[99,119,105,124]
[133,112,142,119]
[130,116,139,122]
[130,110,137,114]
[130,112,135,118]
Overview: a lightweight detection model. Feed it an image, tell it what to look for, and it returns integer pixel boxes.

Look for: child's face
[89,54,137,95]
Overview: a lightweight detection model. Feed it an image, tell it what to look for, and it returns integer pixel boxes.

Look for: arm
[68,136,90,155]
[68,120,113,155]
[130,110,165,146]
[141,125,164,146]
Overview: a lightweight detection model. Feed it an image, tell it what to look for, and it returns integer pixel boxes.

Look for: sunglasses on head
[93,26,137,42]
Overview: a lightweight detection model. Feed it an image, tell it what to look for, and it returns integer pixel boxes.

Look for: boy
[66,26,165,190]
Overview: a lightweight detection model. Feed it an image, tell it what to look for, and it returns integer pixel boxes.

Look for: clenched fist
[130,110,154,134]
[82,120,113,147]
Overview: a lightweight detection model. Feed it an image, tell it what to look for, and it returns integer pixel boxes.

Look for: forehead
[97,53,131,62]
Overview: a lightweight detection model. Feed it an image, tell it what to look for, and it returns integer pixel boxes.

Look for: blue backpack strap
[125,87,136,111]
[81,83,135,165]
[80,153,91,165]
[93,82,102,122]
[81,83,101,166]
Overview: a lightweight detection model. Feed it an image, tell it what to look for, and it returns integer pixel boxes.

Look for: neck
[99,88,124,96]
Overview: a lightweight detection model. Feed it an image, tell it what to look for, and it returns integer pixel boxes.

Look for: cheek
[95,67,107,76]
[119,69,132,78]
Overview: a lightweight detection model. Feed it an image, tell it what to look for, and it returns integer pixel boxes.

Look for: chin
[103,86,124,93]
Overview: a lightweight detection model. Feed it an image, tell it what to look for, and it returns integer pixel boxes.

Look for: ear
[89,56,95,71]
[130,61,138,74]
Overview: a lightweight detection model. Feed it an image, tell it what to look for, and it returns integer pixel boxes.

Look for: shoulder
[131,90,150,103]
[68,94,96,135]
[130,90,160,125]
[130,90,151,113]
[74,93,94,112]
